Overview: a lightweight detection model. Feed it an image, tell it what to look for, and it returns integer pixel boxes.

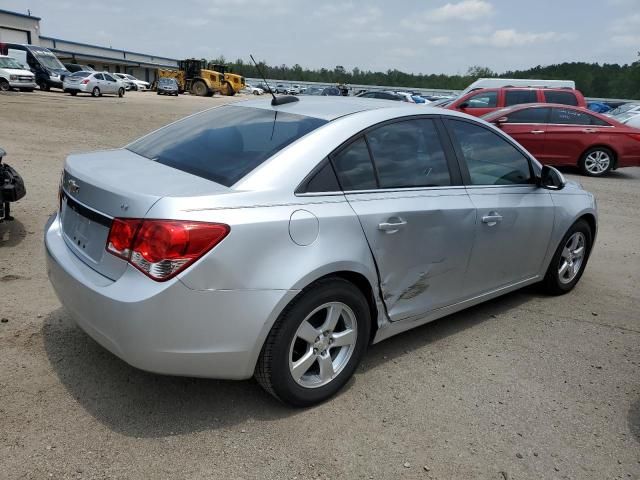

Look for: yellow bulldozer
[157,59,245,96]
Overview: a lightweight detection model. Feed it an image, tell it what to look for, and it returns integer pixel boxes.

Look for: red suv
[446,87,587,117]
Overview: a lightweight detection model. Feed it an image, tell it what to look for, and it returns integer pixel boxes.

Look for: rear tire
[541,219,592,295]
[70,91,77,96]
[91,87,100,97]
[255,277,371,407]
[579,147,613,177]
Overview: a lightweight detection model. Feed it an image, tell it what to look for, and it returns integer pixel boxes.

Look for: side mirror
[459,102,469,109]
[496,116,508,124]
[539,165,566,190]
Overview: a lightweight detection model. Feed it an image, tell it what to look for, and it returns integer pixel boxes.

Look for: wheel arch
[248,265,384,375]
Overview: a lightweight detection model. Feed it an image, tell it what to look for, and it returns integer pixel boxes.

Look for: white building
[0,8,178,82]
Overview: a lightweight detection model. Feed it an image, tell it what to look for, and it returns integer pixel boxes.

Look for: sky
[3,0,640,75]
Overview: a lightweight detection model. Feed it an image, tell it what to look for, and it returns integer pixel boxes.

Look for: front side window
[504,90,538,107]
[464,91,498,108]
[550,108,609,126]
[448,120,532,186]
[366,119,451,188]
[331,137,377,191]
[544,90,578,106]
[505,107,551,124]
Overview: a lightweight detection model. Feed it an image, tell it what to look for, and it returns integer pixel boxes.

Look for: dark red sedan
[482,103,640,176]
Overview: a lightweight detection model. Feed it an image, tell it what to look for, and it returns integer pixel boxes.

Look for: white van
[461,78,575,96]
[0,55,37,92]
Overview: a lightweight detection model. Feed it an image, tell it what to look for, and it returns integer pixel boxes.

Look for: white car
[122,74,150,91]
[0,55,37,92]
[287,84,303,95]
[113,73,136,91]
[606,103,640,124]
[625,113,640,129]
[243,84,264,95]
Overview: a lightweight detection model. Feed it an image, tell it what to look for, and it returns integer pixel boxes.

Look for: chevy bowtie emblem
[68,179,80,194]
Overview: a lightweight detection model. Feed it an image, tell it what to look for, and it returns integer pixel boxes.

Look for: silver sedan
[63,71,126,97]
[45,98,597,406]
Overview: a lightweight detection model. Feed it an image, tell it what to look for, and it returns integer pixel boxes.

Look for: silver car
[45,98,597,406]
[63,71,125,97]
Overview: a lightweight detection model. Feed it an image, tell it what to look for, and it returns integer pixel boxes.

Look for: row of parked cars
[347,79,640,177]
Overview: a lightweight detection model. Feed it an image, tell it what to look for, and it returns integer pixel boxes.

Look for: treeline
[211,56,640,99]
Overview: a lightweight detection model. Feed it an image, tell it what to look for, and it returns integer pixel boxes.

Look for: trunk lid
[61,149,229,280]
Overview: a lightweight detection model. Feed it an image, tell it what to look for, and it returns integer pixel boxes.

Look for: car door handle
[378,219,407,232]
[530,130,545,134]
[482,213,503,226]
[582,128,596,133]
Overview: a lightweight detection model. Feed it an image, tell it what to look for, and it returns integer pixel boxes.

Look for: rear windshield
[70,71,91,78]
[127,105,327,186]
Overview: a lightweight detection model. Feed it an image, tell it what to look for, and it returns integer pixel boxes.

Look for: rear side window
[331,138,377,190]
[464,91,497,108]
[448,120,532,186]
[504,90,538,107]
[94,73,104,80]
[544,90,578,106]
[550,108,610,126]
[366,119,451,188]
[505,108,550,124]
[127,106,327,187]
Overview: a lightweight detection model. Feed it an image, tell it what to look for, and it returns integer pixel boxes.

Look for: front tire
[0,79,10,92]
[118,87,125,97]
[541,219,593,295]
[191,80,208,97]
[256,278,371,407]
[579,147,613,177]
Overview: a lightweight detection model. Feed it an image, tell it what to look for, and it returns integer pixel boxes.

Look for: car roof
[234,96,418,121]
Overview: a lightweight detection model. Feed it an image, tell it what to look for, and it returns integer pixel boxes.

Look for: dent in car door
[332,119,476,321]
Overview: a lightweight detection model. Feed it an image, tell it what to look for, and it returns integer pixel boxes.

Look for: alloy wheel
[288,302,358,388]
[558,232,586,284]
[584,150,611,175]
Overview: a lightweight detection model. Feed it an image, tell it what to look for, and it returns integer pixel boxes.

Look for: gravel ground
[0,91,638,480]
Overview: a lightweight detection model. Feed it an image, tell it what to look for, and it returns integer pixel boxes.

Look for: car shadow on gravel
[0,219,26,247]
[43,288,540,437]
[628,397,640,443]
[360,287,539,372]
[42,308,298,438]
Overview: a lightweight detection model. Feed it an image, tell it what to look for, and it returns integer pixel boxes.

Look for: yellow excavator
[156,60,245,96]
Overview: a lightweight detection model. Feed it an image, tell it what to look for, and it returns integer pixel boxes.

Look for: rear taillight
[81,79,90,84]
[106,219,229,281]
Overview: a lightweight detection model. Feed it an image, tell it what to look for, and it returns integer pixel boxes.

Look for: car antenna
[250,54,298,106]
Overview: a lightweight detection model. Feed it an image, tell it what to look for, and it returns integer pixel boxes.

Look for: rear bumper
[63,84,91,93]
[44,213,296,379]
